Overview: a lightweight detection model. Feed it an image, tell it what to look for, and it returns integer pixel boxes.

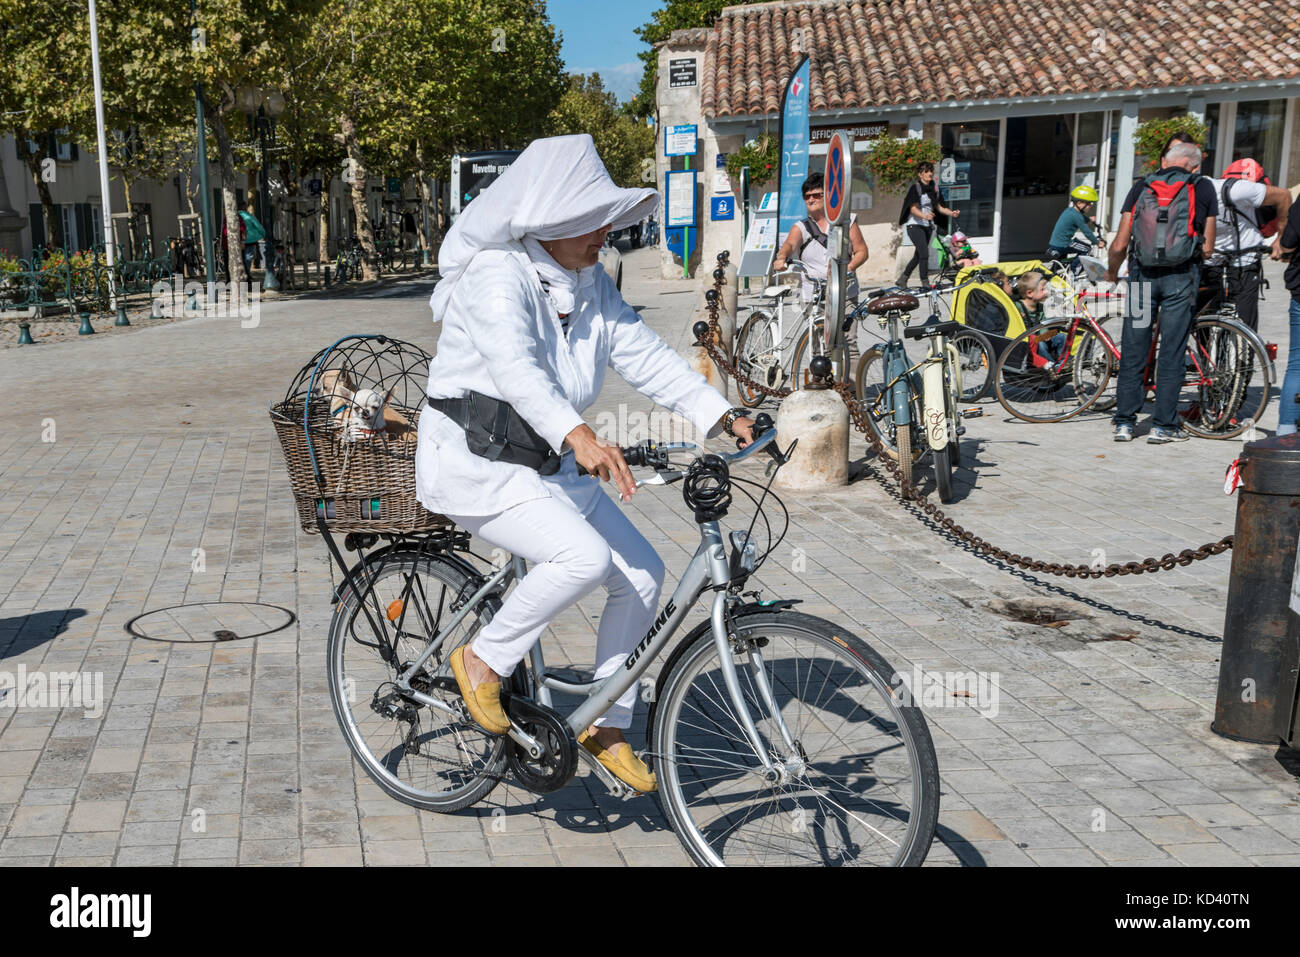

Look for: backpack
[1131,169,1200,267]
[799,216,827,253]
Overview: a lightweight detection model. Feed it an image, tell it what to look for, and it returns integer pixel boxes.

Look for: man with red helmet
[1202,157,1292,330]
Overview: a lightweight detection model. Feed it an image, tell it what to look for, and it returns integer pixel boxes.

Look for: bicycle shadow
[0,609,87,660]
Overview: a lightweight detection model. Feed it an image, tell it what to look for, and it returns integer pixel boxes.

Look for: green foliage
[863,134,941,194]
[547,74,655,187]
[1134,113,1210,173]
[724,132,779,186]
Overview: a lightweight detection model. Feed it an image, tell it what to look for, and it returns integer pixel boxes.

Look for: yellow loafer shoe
[449,646,510,735]
[578,730,657,793]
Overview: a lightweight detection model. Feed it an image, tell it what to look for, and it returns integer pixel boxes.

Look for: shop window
[1232,98,1286,181]
[940,120,999,238]
[1203,103,1220,176]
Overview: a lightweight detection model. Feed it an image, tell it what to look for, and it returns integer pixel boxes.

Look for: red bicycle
[993,296,1273,438]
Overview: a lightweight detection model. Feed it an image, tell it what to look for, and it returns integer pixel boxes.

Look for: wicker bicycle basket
[269,335,450,534]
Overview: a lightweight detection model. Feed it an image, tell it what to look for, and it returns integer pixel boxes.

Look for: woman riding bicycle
[416,134,754,795]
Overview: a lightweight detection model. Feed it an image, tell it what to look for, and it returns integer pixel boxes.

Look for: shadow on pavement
[0,608,88,659]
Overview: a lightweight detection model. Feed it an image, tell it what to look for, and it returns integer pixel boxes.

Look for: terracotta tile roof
[700,0,1300,117]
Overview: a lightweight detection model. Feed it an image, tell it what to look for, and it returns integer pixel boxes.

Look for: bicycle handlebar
[577,413,784,485]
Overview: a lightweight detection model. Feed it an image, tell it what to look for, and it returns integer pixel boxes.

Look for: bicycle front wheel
[327,549,511,812]
[1178,317,1271,439]
[651,611,940,867]
[994,319,1101,423]
[950,327,994,402]
[791,318,833,389]
[734,311,779,408]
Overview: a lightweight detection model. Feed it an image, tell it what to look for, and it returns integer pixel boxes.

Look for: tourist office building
[654,0,1300,280]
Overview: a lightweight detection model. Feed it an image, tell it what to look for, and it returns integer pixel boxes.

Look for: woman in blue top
[1046,185,1100,262]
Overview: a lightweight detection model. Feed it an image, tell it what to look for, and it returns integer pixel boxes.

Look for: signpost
[823,130,854,380]
[665,126,699,278]
[737,191,778,279]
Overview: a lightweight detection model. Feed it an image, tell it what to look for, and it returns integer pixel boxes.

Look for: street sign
[386,176,401,195]
[824,130,853,226]
[309,178,322,197]
[665,169,697,228]
[665,124,698,157]
[710,196,734,221]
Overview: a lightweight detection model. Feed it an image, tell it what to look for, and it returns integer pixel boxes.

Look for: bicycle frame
[350,504,793,779]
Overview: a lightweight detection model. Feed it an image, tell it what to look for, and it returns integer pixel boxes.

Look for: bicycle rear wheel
[994,319,1102,423]
[327,549,511,811]
[791,318,834,389]
[1177,317,1271,439]
[650,611,940,867]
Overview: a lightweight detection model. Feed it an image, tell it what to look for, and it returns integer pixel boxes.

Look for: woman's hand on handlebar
[566,424,636,501]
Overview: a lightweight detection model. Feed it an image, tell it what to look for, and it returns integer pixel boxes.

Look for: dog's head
[346,386,399,437]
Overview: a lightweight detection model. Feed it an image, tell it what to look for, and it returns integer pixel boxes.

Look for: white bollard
[773,386,849,491]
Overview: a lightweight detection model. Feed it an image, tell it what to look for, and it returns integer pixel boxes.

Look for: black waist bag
[426,392,562,475]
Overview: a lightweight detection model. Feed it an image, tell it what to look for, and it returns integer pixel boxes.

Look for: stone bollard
[774,357,849,491]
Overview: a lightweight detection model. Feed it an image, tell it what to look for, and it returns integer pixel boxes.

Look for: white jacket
[415,246,731,517]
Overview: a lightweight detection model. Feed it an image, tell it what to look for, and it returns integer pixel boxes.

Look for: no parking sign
[824,130,853,226]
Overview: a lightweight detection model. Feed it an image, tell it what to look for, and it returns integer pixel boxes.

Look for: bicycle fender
[922,360,947,450]
[944,341,964,400]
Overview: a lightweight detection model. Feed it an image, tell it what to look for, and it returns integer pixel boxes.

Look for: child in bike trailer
[1046,185,1101,263]
[1014,271,1064,366]
[417,135,756,795]
[947,231,980,268]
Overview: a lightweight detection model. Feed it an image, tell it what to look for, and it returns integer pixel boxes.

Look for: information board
[665,169,697,229]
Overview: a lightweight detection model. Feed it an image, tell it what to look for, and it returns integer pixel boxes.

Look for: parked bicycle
[994,284,1274,437]
[324,415,940,866]
[335,236,364,282]
[733,260,829,406]
[854,280,991,502]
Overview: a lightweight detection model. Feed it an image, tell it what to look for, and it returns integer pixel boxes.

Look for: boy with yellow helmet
[1046,185,1101,262]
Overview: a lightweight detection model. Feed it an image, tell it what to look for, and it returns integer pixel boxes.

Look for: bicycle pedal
[961,407,984,419]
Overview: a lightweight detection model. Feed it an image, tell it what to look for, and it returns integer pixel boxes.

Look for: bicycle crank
[500,692,578,794]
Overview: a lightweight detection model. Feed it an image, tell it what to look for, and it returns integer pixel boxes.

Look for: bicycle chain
[698,269,1233,579]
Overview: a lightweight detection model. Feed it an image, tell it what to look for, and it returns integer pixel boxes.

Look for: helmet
[1070,185,1099,203]
[1223,158,1267,183]
[951,231,967,242]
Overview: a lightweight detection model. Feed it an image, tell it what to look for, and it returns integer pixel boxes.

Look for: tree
[315,0,564,278]
[0,0,96,254]
[548,74,655,188]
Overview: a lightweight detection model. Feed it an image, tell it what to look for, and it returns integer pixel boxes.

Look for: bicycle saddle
[904,318,963,340]
[865,292,919,315]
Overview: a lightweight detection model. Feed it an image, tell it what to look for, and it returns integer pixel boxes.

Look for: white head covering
[430,134,658,321]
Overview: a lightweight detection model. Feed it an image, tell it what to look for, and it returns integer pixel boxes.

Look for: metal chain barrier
[696,261,1233,579]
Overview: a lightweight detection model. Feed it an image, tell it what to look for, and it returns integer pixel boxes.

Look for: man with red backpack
[1106,141,1218,443]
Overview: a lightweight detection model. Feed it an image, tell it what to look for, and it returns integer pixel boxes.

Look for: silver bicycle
[733,260,829,407]
[325,415,940,866]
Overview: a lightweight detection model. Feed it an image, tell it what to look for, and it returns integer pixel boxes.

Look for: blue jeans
[1278,297,1300,436]
[1114,261,1199,430]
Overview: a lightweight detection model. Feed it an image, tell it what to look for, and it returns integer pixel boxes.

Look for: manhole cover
[985,597,1092,626]
[123,602,295,643]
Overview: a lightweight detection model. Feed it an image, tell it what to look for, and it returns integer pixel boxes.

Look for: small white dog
[315,369,410,442]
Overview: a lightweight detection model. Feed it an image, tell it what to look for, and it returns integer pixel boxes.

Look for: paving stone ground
[0,244,1297,867]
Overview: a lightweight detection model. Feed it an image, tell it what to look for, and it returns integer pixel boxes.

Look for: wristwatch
[722,408,747,437]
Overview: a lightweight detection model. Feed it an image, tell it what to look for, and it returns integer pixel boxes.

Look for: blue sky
[547,0,660,103]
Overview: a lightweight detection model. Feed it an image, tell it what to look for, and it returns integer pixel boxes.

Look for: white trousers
[446,490,666,729]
